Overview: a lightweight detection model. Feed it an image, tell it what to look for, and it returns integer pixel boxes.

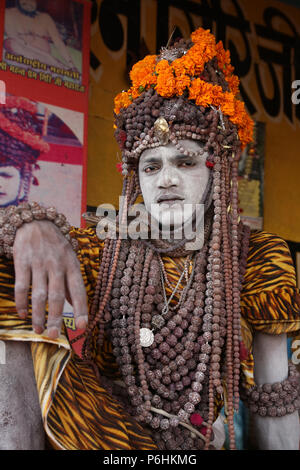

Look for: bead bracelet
[241,363,300,417]
[0,202,79,258]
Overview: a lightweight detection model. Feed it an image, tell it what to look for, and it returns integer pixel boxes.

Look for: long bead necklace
[158,254,196,316]
[140,254,195,347]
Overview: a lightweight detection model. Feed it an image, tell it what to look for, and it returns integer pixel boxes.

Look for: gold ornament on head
[154,117,170,145]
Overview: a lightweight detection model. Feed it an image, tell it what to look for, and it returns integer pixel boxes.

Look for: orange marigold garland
[175,74,191,96]
[114,91,132,115]
[155,60,176,98]
[130,55,157,90]
[114,27,253,148]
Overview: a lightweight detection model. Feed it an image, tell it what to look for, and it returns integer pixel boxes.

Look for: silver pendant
[140,328,154,347]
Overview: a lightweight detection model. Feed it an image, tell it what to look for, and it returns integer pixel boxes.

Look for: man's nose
[157,166,179,188]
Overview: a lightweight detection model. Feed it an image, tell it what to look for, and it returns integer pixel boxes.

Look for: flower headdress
[114,28,253,175]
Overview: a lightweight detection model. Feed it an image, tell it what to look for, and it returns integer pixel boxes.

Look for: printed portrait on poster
[3,0,83,85]
[0,94,84,226]
[0,0,90,343]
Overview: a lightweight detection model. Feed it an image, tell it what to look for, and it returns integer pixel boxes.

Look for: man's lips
[157,194,184,204]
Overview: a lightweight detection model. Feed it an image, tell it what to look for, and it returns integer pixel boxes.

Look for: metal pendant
[140,328,154,347]
[151,314,165,330]
[154,117,170,145]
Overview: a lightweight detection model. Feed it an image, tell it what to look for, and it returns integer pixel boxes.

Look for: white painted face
[138,140,210,229]
[0,166,22,207]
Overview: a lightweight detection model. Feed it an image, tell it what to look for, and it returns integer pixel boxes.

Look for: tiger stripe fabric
[240,231,300,351]
[0,228,299,450]
[46,356,156,450]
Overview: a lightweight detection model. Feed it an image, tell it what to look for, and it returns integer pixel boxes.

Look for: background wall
[87,0,300,243]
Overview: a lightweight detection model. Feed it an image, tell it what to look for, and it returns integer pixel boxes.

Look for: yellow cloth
[0,228,299,449]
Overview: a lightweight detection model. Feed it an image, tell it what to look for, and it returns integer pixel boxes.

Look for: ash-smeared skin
[251,332,300,450]
[139,140,210,229]
[13,220,88,339]
[0,341,44,449]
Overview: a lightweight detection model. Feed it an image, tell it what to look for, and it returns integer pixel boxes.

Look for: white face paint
[138,140,210,229]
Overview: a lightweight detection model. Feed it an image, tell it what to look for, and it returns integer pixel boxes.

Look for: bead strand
[220,155,236,449]
[230,152,242,411]
[134,248,154,420]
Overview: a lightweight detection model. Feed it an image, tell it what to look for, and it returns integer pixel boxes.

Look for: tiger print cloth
[0,228,299,450]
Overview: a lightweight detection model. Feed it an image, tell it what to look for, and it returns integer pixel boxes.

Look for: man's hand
[13,220,88,339]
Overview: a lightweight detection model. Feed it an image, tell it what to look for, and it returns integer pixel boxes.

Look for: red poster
[0,0,91,352]
[0,0,90,226]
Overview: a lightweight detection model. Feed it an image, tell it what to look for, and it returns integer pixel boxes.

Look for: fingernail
[33,325,43,334]
[48,327,59,339]
[18,310,27,319]
[76,315,88,329]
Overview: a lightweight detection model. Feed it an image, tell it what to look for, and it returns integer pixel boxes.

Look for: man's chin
[152,209,190,233]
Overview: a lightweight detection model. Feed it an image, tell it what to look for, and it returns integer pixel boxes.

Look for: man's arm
[250,331,300,450]
[0,341,44,449]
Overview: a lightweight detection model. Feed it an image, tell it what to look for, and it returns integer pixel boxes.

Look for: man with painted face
[0,29,299,450]
[4,0,77,70]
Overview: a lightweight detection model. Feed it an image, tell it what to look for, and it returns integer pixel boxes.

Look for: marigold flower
[155,59,171,74]
[130,87,140,100]
[175,74,191,96]
[220,92,235,117]
[130,55,157,89]
[227,75,240,95]
[210,84,224,108]
[155,60,176,98]
[114,91,132,114]
[172,58,188,77]
[231,100,246,127]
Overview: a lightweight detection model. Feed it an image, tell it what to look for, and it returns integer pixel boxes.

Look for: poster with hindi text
[0,0,91,348]
[0,0,90,224]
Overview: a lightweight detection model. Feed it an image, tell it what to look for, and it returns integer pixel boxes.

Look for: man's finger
[14,258,31,319]
[66,260,88,330]
[47,271,66,339]
[31,268,47,334]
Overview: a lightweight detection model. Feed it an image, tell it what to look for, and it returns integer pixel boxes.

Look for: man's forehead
[139,140,206,163]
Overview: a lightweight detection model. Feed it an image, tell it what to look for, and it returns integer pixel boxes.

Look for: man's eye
[144,166,158,173]
[179,161,194,167]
